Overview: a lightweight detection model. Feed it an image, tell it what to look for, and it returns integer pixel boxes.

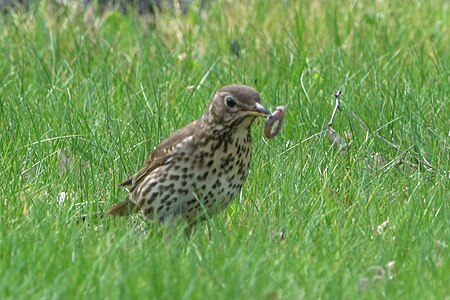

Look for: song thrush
[108,85,270,227]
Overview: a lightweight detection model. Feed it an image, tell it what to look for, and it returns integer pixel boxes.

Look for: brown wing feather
[119,178,133,188]
[107,198,137,216]
[120,120,199,191]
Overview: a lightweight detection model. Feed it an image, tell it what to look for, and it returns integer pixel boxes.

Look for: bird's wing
[119,120,199,191]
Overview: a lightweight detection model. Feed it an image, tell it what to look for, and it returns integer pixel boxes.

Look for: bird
[108,84,271,232]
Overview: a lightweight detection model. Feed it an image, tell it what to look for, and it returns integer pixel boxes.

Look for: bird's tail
[107,198,137,216]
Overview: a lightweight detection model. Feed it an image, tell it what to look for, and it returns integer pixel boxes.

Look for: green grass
[1,0,449,299]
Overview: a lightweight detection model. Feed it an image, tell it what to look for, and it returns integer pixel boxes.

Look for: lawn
[0,0,449,299]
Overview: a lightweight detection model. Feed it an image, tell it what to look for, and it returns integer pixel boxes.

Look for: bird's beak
[244,103,271,117]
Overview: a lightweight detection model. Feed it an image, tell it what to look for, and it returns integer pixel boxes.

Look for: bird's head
[204,85,270,130]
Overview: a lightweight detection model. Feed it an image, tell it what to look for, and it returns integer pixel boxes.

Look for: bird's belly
[133,137,252,222]
[183,143,251,219]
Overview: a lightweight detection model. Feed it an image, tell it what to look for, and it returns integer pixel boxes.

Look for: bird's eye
[225,95,236,108]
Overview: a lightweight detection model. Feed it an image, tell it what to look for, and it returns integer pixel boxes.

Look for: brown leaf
[269,230,286,241]
[58,150,74,175]
[368,266,385,281]
[326,126,348,152]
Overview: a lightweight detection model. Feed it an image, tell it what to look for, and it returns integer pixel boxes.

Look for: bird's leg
[161,215,178,245]
[162,216,197,244]
[184,221,197,238]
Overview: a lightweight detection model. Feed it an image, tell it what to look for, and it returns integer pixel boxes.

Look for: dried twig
[328,90,342,127]
[350,111,434,170]
[326,91,348,152]
[351,112,401,151]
